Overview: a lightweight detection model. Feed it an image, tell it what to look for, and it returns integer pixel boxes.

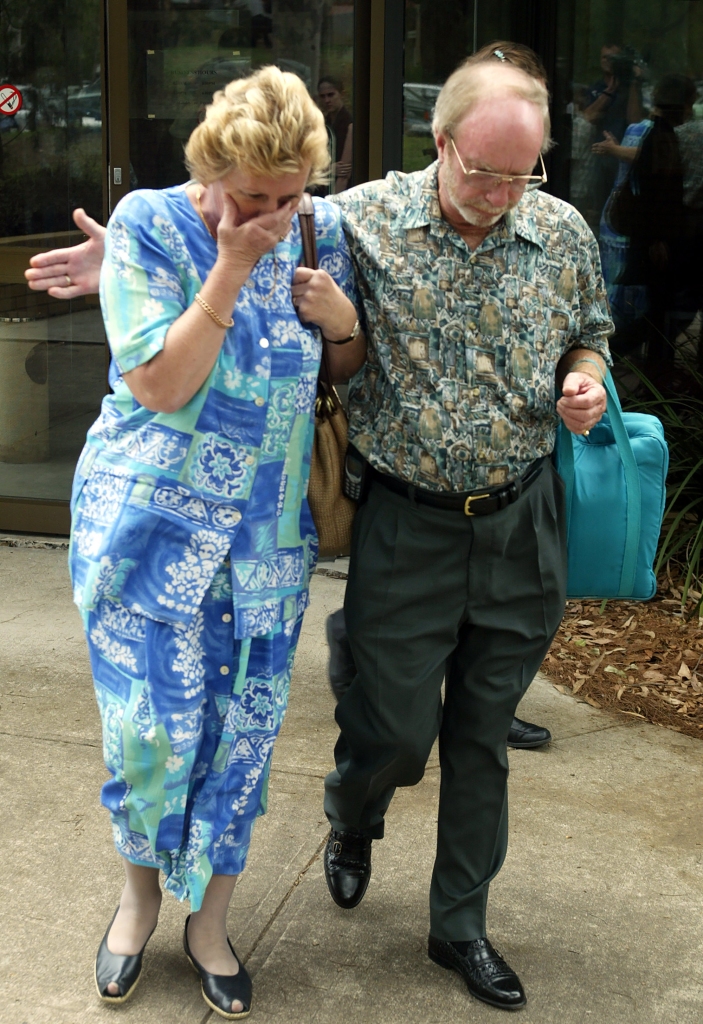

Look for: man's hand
[25,208,106,298]
[291,266,357,341]
[557,372,607,434]
[592,130,618,156]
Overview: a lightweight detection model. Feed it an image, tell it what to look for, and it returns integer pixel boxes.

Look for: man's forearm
[556,348,607,388]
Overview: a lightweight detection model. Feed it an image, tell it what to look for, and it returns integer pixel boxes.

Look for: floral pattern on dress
[157,530,231,615]
[80,468,132,525]
[90,620,140,673]
[83,589,303,909]
[171,610,207,700]
[188,435,254,500]
[112,423,191,472]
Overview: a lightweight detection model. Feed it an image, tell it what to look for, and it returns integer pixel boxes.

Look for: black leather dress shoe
[94,907,155,1005]
[428,935,526,1010]
[324,829,372,909]
[183,916,252,1020]
[507,716,551,749]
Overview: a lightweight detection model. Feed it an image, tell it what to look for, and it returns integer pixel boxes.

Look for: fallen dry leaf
[678,662,692,679]
[643,670,667,682]
[588,652,608,675]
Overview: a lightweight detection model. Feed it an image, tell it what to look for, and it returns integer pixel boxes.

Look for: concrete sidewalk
[1,542,702,1024]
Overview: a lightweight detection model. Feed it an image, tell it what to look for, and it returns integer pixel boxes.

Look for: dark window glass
[0,0,106,502]
[402,0,510,172]
[564,1,703,375]
[126,0,354,194]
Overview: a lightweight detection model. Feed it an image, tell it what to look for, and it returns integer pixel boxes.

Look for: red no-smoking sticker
[0,85,23,116]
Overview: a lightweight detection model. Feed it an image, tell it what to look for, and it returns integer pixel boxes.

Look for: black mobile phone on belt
[343,443,368,502]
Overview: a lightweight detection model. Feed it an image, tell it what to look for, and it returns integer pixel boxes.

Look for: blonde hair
[185,65,329,185]
[432,61,552,153]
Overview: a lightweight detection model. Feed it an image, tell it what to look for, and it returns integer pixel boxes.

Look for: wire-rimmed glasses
[449,137,547,194]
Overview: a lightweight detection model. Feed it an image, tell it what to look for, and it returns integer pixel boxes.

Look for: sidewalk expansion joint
[313,567,348,580]
[0,534,69,550]
[270,766,327,780]
[553,720,639,741]
[0,729,101,749]
[241,833,328,971]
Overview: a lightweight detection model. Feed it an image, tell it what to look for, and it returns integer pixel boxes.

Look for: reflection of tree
[271,0,329,90]
[412,0,472,82]
[576,0,699,91]
[0,0,100,86]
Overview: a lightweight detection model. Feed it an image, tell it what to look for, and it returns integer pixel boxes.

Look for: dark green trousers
[323,459,567,941]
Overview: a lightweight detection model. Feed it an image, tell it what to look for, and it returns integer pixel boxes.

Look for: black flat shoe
[428,935,526,1011]
[507,716,551,749]
[94,907,155,1005]
[183,915,252,1020]
[324,829,372,909]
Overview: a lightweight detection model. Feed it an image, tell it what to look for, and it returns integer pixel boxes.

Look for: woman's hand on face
[291,267,357,340]
[25,208,105,297]
[215,194,297,272]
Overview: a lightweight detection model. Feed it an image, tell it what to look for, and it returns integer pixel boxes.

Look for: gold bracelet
[194,291,234,329]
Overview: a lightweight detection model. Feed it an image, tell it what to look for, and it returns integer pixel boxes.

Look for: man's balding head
[432,61,551,154]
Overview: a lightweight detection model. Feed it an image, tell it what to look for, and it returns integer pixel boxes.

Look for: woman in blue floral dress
[68,66,365,1018]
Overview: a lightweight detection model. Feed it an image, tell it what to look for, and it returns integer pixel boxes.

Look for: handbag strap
[558,369,641,597]
[298,193,337,416]
[298,192,318,271]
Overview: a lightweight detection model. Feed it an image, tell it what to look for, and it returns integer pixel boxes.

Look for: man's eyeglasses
[449,137,547,194]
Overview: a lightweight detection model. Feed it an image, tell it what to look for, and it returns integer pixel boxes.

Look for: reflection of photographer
[583,44,644,136]
[584,44,645,223]
[619,74,695,372]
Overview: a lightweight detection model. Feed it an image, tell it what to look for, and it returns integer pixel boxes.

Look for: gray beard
[442,166,510,228]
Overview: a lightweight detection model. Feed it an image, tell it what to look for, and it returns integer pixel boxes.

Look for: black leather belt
[370,458,546,516]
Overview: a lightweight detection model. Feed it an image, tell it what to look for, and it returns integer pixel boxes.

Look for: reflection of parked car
[403,82,441,135]
[67,78,102,127]
[276,59,311,90]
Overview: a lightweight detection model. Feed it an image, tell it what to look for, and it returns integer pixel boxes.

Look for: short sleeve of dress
[311,197,361,316]
[100,190,198,375]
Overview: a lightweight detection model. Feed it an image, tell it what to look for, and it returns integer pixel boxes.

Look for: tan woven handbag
[298,193,356,557]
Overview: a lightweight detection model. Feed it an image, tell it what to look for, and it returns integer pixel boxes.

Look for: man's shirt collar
[398,162,545,252]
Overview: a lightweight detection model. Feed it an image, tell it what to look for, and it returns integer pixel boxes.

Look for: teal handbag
[554,372,669,600]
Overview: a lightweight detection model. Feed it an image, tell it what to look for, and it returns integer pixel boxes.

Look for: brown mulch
[542,590,703,739]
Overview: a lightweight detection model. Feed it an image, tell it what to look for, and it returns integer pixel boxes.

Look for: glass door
[402,0,511,173]
[109,0,356,202]
[0,0,106,533]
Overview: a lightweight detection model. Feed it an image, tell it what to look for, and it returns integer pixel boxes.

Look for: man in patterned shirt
[322,58,612,1011]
